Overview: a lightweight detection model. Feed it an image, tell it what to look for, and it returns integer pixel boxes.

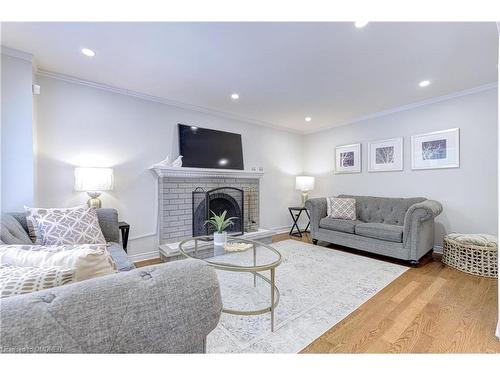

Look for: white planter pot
[213,232,227,246]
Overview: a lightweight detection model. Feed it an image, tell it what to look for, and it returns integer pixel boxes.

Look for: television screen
[178,124,244,170]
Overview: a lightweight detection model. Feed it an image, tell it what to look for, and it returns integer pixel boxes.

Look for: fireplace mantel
[151,166,264,179]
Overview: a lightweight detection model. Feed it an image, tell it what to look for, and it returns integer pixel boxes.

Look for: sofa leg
[312,239,318,245]
[409,260,419,268]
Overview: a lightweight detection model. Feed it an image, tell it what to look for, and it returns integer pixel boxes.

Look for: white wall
[0,50,34,211]
[496,22,499,341]
[304,88,498,247]
[34,75,304,258]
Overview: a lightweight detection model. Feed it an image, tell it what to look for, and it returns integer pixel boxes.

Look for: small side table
[288,207,310,238]
[118,221,130,253]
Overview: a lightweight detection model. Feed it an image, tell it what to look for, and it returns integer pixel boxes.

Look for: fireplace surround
[152,166,263,245]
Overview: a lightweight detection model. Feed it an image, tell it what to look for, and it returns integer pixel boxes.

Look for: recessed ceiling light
[231,93,239,100]
[419,80,431,87]
[81,48,96,57]
[354,21,369,28]
[305,117,312,122]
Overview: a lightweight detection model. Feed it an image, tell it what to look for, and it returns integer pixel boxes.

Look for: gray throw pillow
[327,197,357,220]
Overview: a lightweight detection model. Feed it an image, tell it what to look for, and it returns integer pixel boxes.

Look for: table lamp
[295,176,315,207]
[74,167,114,208]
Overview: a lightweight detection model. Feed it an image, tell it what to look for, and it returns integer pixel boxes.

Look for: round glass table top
[178,236,282,271]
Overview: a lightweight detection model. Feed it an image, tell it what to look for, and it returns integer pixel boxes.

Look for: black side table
[118,221,130,253]
[288,207,310,238]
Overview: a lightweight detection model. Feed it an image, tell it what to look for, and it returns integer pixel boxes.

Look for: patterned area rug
[207,239,408,353]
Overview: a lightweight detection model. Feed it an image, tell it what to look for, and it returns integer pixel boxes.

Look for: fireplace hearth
[192,187,244,236]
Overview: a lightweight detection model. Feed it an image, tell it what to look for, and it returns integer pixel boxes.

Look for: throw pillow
[25,205,106,246]
[0,264,75,298]
[25,205,87,244]
[0,244,116,281]
[327,197,357,220]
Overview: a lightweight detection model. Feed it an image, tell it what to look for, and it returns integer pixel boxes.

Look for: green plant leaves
[204,210,238,234]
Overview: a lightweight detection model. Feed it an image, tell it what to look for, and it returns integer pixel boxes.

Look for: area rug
[206,239,408,353]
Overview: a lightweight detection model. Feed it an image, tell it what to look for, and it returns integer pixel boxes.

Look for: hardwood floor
[135,232,500,353]
[280,234,500,354]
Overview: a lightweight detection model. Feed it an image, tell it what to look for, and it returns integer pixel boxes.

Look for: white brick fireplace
[151,166,275,261]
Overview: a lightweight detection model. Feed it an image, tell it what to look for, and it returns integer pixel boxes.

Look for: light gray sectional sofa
[305,195,443,266]
[0,209,222,353]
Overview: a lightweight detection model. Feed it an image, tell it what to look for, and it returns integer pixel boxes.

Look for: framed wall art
[411,128,460,170]
[335,143,361,174]
[368,137,403,172]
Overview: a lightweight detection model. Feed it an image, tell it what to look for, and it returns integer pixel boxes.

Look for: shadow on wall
[434,222,447,249]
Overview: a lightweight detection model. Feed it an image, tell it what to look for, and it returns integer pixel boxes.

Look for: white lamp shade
[295,176,315,191]
[74,167,114,192]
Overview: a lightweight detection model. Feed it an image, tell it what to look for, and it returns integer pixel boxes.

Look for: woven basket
[442,235,498,278]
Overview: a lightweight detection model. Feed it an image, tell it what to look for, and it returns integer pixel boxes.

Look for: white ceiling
[1,22,498,133]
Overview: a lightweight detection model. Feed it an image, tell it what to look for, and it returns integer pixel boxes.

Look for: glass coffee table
[179,236,282,331]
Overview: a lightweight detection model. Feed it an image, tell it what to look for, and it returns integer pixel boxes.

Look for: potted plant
[205,210,236,246]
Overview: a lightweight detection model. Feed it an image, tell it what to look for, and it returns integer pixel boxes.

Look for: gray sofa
[1,209,135,272]
[305,195,443,266]
[0,209,223,353]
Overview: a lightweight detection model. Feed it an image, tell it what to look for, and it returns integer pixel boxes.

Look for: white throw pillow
[0,264,75,298]
[0,244,116,281]
[326,197,357,221]
[24,205,106,246]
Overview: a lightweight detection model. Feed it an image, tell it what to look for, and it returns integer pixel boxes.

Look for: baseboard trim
[270,225,291,234]
[128,250,160,262]
[433,245,443,254]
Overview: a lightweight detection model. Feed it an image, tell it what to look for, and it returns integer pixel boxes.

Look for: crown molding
[0,45,33,62]
[35,69,303,135]
[35,68,496,136]
[305,82,498,135]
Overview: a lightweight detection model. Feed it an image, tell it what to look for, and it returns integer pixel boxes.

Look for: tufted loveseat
[305,195,443,266]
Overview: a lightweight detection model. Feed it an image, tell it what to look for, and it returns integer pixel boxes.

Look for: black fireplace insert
[192,187,244,237]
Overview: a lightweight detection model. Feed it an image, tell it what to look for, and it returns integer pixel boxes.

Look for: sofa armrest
[305,198,327,237]
[96,208,120,243]
[403,200,443,257]
[0,259,222,353]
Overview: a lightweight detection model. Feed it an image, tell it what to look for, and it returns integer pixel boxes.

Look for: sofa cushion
[107,242,135,271]
[339,195,426,225]
[96,209,120,243]
[319,217,362,234]
[1,214,33,245]
[355,222,404,243]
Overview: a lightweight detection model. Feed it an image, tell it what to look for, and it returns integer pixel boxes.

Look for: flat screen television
[178,124,244,170]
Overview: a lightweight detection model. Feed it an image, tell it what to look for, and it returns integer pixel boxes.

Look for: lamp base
[86,192,102,208]
[301,191,309,207]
